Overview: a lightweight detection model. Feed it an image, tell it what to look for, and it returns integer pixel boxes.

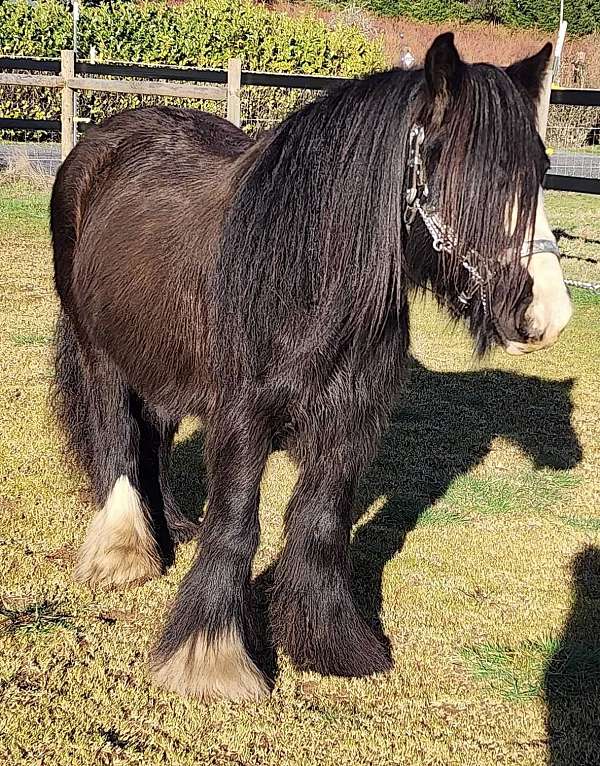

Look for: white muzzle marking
[505,190,572,355]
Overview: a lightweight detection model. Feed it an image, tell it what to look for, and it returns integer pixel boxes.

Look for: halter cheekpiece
[403,124,490,310]
[403,124,561,314]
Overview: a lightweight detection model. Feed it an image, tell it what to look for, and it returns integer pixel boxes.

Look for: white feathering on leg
[75,476,162,588]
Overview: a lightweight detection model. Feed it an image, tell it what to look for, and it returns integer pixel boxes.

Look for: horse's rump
[51,107,252,411]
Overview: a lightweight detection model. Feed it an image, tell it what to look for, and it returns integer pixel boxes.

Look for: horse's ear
[424,32,462,105]
[506,43,553,101]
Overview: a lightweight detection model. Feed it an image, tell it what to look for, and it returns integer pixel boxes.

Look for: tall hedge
[0,0,385,140]
[364,0,472,24]
[495,0,597,37]
[0,0,384,75]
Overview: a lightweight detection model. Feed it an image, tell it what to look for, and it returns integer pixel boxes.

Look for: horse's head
[406,33,572,356]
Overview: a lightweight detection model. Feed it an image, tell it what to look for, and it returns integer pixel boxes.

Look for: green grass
[461,638,560,701]
[10,331,52,346]
[0,181,599,766]
[464,629,600,702]
[439,469,582,519]
[546,191,600,288]
[571,286,600,305]
[414,505,467,526]
[0,179,49,233]
[561,516,600,532]
[463,635,600,701]
[0,598,75,636]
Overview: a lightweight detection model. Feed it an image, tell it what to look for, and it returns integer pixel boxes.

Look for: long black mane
[217,59,547,362]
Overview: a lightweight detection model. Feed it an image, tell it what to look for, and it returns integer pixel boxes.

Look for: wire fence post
[538,68,553,142]
[61,49,76,160]
[227,58,241,128]
[541,22,568,141]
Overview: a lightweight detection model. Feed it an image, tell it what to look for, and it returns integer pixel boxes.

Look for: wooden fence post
[61,49,75,160]
[538,66,553,142]
[227,58,241,128]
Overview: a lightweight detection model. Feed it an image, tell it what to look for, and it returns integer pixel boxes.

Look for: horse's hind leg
[135,406,199,546]
[54,312,172,588]
[270,421,393,677]
[151,406,272,701]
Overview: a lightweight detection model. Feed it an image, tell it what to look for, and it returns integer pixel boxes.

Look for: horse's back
[52,107,250,412]
[74,105,251,159]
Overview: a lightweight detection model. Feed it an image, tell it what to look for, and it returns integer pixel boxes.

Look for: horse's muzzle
[504,247,573,355]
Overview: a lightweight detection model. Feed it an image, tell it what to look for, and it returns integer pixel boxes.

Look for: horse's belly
[72,230,212,416]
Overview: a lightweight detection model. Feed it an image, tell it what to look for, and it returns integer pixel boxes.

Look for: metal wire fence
[0,131,60,179]
[240,85,322,136]
[75,83,228,127]
[0,60,598,293]
[546,104,600,179]
[0,83,322,177]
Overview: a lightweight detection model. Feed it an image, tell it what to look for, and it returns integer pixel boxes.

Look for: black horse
[51,34,572,701]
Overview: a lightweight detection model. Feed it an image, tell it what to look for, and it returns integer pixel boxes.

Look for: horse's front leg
[150,407,272,701]
[270,428,393,677]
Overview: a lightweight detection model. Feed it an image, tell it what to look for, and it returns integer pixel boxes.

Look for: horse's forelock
[427,63,544,282]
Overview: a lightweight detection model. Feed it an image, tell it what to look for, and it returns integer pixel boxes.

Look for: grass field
[0,179,599,766]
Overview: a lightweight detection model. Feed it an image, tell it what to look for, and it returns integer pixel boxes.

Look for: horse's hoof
[289,630,393,678]
[271,592,393,678]
[150,629,271,702]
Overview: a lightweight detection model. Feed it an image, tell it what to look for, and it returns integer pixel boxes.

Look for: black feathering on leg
[150,406,273,701]
[271,403,396,678]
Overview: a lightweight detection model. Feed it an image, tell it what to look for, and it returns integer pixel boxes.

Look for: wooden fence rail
[61,51,75,160]
[0,51,235,157]
[0,52,599,194]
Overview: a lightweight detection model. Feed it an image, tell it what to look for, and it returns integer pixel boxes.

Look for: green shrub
[0,0,384,139]
[0,0,384,73]
[500,0,596,36]
[365,0,473,23]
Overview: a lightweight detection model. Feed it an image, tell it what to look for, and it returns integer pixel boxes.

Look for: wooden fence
[0,52,599,195]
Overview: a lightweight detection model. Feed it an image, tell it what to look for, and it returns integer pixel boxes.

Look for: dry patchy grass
[0,181,599,765]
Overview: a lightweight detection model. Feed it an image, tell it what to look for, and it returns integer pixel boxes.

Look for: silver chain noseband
[403,124,563,313]
[403,125,490,311]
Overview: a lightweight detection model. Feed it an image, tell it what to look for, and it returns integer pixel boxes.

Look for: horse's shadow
[349,358,581,631]
[545,546,600,766]
[170,358,582,677]
[554,227,600,253]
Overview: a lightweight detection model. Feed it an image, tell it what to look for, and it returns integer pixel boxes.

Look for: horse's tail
[52,308,97,480]
[50,134,115,305]
[50,134,116,483]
